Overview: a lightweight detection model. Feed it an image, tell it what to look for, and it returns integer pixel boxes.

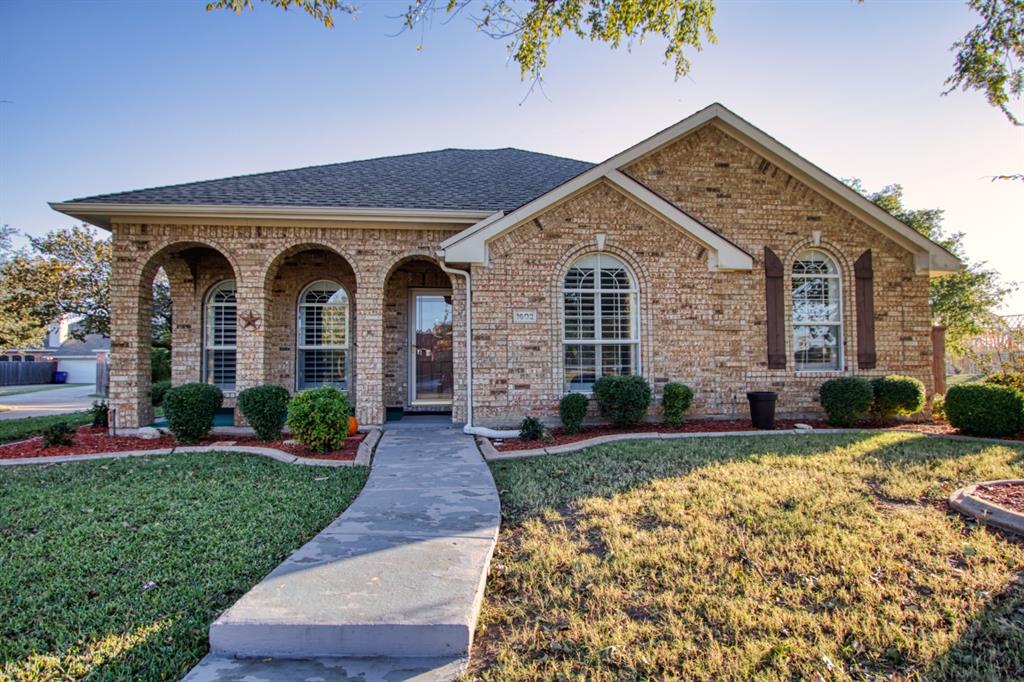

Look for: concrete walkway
[185,417,500,681]
[0,384,96,419]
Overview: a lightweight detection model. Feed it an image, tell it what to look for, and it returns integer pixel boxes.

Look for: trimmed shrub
[593,375,652,428]
[662,382,694,426]
[932,394,946,421]
[41,422,74,448]
[819,377,874,427]
[238,385,291,441]
[870,375,926,420]
[151,379,171,407]
[519,416,546,441]
[945,383,1024,437]
[286,387,352,453]
[985,371,1024,395]
[151,347,171,382]
[89,401,109,428]
[559,393,589,435]
[163,383,224,444]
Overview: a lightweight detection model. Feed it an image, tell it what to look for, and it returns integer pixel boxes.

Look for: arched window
[792,250,842,371]
[204,280,237,390]
[563,253,639,392]
[297,280,349,391]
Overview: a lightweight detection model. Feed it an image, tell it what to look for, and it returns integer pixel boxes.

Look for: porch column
[108,255,152,430]
[355,284,385,425]
[234,274,270,424]
[163,257,201,386]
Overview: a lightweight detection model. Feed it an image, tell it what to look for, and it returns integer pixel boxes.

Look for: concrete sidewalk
[0,384,96,420]
[185,417,500,681]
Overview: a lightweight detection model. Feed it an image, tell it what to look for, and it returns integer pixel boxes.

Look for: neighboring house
[1,316,110,384]
[51,104,961,430]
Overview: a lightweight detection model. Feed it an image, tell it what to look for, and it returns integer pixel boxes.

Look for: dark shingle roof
[63,148,595,214]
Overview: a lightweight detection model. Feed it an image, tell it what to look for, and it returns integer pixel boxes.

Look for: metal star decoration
[239,309,262,331]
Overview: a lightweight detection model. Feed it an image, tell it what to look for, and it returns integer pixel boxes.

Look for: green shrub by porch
[287,387,352,452]
[662,382,694,426]
[163,383,224,444]
[819,377,873,427]
[519,416,546,441]
[870,375,925,420]
[945,383,1024,437]
[238,385,291,441]
[151,379,171,407]
[559,393,589,434]
[593,375,652,428]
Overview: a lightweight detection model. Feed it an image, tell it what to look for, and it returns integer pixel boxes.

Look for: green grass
[0,384,90,398]
[0,411,93,444]
[476,433,1024,681]
[0,453,367,680]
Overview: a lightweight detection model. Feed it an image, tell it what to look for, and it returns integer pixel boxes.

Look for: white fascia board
[605,171,752,271]
[49,202,495,231]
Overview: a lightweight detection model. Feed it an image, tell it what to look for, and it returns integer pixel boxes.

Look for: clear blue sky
[1,0,1021,309]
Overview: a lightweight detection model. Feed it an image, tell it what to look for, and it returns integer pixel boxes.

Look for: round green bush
[559,393,589,435]
[819,377,874,427]
[593,375,652,428]
[151,379,171,407]
[519,416,546,441]
[945,383,1024,437]
[286,387,352,452]
[163,383,224,444]
[870,375,926,420]
[238,385,291,441]
[662,382,694,426]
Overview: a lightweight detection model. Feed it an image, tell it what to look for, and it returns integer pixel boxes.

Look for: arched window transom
[297,280,349,390]
[562,253,639,392]
[792,250,842,371]
[204,280,237,390]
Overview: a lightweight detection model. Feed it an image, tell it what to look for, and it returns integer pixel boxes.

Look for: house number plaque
[512,309,537,324]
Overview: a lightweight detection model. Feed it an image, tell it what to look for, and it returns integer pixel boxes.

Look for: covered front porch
[106,230,465,431]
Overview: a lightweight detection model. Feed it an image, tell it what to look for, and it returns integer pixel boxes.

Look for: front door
[409,290,453,407]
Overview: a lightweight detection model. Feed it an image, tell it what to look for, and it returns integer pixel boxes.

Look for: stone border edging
[477,428,1024,461]
[949,480,1024,536]
[0,427,383,469]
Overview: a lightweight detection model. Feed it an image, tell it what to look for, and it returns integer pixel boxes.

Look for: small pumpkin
[347,415,359,437]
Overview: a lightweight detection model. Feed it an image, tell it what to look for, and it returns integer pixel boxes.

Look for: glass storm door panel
[410,292,454,404]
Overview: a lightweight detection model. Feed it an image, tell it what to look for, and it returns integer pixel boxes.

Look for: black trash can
[746,391,778,430]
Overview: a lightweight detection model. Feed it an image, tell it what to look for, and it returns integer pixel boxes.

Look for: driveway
[0,384,97,420]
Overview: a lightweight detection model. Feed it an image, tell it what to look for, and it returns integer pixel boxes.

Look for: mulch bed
[492,418,1024,451]
[0,426,363,462]
[973,481,1024,514]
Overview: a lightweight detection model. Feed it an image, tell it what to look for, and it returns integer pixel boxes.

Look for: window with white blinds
[792,250,843,371]
[297,280,349,390]
[204,280,237,390]
[563,253,639,392]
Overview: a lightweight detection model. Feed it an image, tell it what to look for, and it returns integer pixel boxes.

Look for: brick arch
[258,241,362,293]
[136,237,242,290]
[379,252,456,290]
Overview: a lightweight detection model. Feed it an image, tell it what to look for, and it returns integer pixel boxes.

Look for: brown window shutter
[764,247,786,369]
[854,250,877,369]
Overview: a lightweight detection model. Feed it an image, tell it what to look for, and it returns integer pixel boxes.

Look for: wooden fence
[0,361,58,386]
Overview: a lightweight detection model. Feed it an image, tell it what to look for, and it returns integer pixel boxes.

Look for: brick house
[52,104,960,431]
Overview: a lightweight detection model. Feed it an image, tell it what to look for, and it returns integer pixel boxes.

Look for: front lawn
[0,453,367,680]
[0,411,93,444]
[476,432,1024,681]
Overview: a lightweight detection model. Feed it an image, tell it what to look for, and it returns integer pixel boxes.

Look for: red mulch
[492,418,1024,451]
[973,481,1024,513]
[0,426,363,462]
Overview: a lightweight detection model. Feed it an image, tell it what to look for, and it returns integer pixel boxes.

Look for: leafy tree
[151,269,173,349]
[848,180,1015,358]
[0,226,49,349]
[0,226,111,340]
[209,0,717,81]
[945,0,1023,127]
